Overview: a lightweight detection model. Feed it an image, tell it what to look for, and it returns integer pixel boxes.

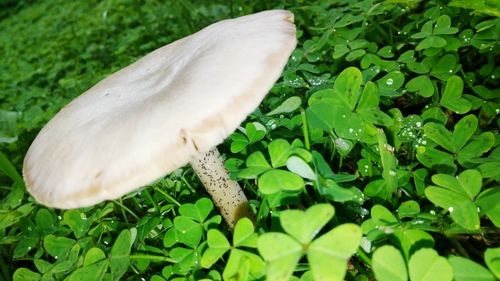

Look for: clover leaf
[425,169,482,230]
[258,204,361,281]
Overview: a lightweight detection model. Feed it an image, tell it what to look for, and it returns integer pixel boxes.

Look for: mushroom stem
[190,147,251,228]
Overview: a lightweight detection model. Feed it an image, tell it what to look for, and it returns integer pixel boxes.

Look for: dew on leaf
[360,237,371,252]
[335,138,350,151]
[383,143,394,152]
[380,226,394,234]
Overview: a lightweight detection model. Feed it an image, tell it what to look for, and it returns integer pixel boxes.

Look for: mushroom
[23,10,296,228]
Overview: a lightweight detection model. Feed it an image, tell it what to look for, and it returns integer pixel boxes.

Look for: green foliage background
[0,0,499,280]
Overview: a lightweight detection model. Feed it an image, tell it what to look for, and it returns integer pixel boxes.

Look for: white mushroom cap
[23,10,297,208]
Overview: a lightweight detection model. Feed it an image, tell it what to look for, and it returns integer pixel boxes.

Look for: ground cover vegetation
[0,0,499,280]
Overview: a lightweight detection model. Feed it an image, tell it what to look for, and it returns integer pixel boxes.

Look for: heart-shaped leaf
[358,108,394,126]
[35,208,55,231]
[286,156,316,180]
[346,49,366,61]
[432,169,482,200]
[266,96,302,116]
[43,235,76,258]
[376,71,405,96]
[307,223,362,281]
[246,151,270,169]
[457,132,495,166]
[258,169,304,194]
[407,59,432,74]
[425,186,480,230]
[230,133,249,153]
[179,198,213,222]
[245,122,266,144]
[63,210,91,239]
[333,67,362,110]
[320,179,359,203]
[393,228,434,261]
[268,139,291,168]
[13,268,41,281]
[406,75,435,97]
[371,205,398,225]
[306,100,336,132]
[452,115,477,152]
[373,245,408,281]
[433,15,459,35]
[416,35,447,50]
[357,81,379,110]
[457,169,482,199]
[411,21,433,39]
[431,54,458,80]
[110,229,133,281]
[409,248,452,281]
[280,204,335,244]
[84,248,107,266]
[333,44,350,59]
[440,76,471,114]
[476,188,500,215]
[424,122,454,152]
[258,233,302,281]
[332,109,377,143]
[485,248,500,279]
[170,247,200,273]
[398,200,421,219]
[173,216,203,248]
[416,147,457,174]
[233,218,258,248]
[223,249,265,280]
[66,259,109,281]
[422,107,448,125]
[201,229,230,268]
[365,179,392,200]
[448,255,496,281]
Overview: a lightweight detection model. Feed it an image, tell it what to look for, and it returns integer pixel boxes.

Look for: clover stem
[153,186,181,207]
